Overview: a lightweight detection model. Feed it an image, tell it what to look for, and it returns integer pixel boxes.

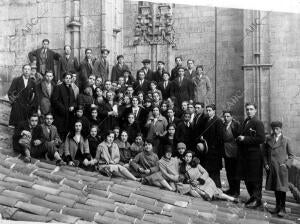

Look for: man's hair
[245,102,257,109]
[196,65,204,70]
[85,48,92,54]
[206,104,216,111]
[64,44,71,50]
[187,59,194,64]
[45,70,53,75]
[137,69,145,75]
[22,64,31,70]
[194,102,205,108]
[42,39,50,44]
[175,56,183,61]
[30,113,39,119]
[45,112,53,118]
[117,55,124,60]
[223,110,232,116]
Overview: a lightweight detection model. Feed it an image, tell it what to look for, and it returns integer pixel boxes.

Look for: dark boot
[278,192,286,218]
[269,191,280,214]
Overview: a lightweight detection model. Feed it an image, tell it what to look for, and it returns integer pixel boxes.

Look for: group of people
[8,39,294,218]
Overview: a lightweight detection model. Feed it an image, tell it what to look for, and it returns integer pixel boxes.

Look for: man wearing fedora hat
[111,55,130,82]
[93,48,110,81]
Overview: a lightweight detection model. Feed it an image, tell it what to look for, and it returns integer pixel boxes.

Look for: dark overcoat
[237,116,265,182]
[57,54,80,82]
[111,63,130,82]
[79,58,95,91]
[201,116,223,173]
[93,58,110,81]
[172,77,194,106]
[8,76,38,126]
[51,83,76,139]
[263,134,294,192]
[158,80,174,100]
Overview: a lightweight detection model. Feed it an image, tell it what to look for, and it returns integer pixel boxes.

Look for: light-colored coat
[192,75,211,104]
[263,134,294,192]
[95,141,120,165]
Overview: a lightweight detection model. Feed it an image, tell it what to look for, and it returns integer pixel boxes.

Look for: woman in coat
[63,120,92,168]
[263,121,294,217]
[95,130,139,181]
[145,106,168,154]
[180,150,237,202]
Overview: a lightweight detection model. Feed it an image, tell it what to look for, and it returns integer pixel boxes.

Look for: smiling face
[144,142,153,152]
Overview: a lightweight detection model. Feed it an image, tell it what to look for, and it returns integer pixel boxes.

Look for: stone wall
[123,2,244,119]
[268,12,300,152]
[0,0,123,95]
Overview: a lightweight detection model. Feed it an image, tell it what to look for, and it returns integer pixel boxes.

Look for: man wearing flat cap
[138,59,154,81]
[111,55,130,82]
[93,48,110,81]
[263,121,294,217]
[152,61,166,83]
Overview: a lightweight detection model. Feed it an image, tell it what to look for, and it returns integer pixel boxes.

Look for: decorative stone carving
[133,2,175,47]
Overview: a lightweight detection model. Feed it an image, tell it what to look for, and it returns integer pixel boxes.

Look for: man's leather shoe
[245,197,255,205]
[246,200,262,209]
[268,206,280,214]
[277,208,286,218]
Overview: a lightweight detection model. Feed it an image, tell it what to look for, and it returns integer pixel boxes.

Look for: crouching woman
[95,130,139,181]
[180,150,237,202]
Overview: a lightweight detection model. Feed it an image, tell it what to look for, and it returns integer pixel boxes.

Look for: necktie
[164,82,167,89]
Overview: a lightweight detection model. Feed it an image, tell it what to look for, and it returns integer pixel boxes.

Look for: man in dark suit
[36,70,56,116]
[172,67,194,106]
[8,64,38,127]
[166,108,181,126]
[93,48,110,81]
[158,71,173,100]
[57,45,80,82]
[12,113,45,163]
[152,61,166,83]
[170,56,183,81]
[137,59,154,81]
[111,55,130,82]
[123,96,147,130]
[176,112,193,150]
[201,104,223,188]
[123,69,135,86]
[133,69,150,95]
[28,39,60,77]
[184,59,197,80]
[223,110,241,197]
[51,72,76,140]
[236,103,265,209]
[79,48,95,91]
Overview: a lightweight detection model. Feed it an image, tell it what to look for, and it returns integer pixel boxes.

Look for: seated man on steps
[13,113,64,165]
[41,113,66,166]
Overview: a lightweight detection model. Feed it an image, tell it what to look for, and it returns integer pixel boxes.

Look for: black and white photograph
[0,0,299,223]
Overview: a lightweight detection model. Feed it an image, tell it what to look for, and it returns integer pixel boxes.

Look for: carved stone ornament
[133,2,176,47]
